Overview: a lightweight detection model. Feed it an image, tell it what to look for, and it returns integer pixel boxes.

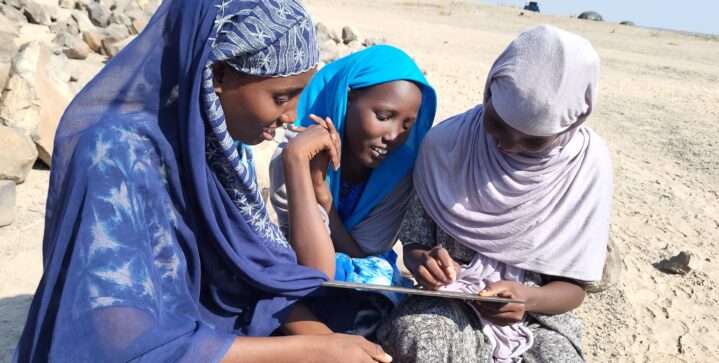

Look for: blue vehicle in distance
[523,1,540,12]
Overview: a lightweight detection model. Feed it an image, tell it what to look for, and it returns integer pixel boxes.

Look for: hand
[309,333,392,363]
[405,245,460,291]
[282,114,340,171]
[474,280,531,326]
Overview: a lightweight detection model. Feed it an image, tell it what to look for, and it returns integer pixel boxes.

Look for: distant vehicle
[620,20,635,26]
[523,1,540,13]
[578,11,603,21]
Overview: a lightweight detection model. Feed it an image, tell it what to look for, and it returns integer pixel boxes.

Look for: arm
[281,121,341,279]
[474,278,586,326]
[326,205,367,258]
[221,334,392,363]
[280,303,333,335]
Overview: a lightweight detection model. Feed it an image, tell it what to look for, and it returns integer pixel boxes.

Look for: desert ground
[1,0,718,361]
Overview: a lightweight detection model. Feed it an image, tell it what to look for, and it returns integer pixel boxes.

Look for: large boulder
[0,125,38,183]
[0,42,75,166]
[578,11,603,22]
[0,180,16,227]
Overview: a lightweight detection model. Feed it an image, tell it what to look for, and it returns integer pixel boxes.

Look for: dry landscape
[1,0,718,361]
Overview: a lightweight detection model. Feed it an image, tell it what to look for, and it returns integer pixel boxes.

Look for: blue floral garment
[14,0,328,361]
[334,180,413,305]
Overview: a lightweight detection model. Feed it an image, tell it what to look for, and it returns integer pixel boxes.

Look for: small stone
[341,25,359,44]
[87,2,111,27]
[657,251,692,275]
[71,9,96,32]
[130,17,148,34]
[82,30,104,52]
[109,12,132,27]
[23,2,53,25]
[315,22,330,42]
[319,39,339,63]
[0,180,16,227]
[49,16,80,36]
[0,125,38,183]
[347,40,363,50]
[363,37,386,47]
[59,0,77,9]
[102,34,135,58]
[104,22,129,40]
[53,31,90,59]
[328,28,341,44]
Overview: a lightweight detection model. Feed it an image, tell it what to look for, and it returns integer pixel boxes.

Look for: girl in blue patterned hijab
[14,0,391,362]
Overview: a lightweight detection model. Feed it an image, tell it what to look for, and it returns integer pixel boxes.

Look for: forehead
[359,80,422,106]
[243,68,316,90]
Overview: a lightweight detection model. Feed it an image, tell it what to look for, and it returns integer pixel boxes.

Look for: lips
[262,128,276,141]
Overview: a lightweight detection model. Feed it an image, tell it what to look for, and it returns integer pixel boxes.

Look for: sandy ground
[2,0,718,361]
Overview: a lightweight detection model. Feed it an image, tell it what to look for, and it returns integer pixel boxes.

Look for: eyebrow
[275,87,305,95]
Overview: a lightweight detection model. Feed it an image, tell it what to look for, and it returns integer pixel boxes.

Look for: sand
[1,0,718,361]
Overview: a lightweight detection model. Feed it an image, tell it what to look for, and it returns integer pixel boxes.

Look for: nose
[495,135,521,153]
[278,108,296,126]
[383,121,404,145]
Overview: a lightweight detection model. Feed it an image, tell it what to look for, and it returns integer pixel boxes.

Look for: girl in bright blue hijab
[270,45,438,308]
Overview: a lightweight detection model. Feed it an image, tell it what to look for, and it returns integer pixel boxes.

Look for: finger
[432,248,457,282]
[422,257,449,285]
[309,114,328,129]
[416,265,441,290]
[287,124,306,132]
[474,301,511,313]
[358,339,392,363]
[480,281,513,298]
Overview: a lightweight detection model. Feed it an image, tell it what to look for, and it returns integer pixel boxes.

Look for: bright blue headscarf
[295,45,437,230]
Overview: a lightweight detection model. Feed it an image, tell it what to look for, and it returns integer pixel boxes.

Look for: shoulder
[72,116,166,186]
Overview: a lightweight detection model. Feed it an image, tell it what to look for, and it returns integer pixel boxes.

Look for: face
[483,97,557,154]
[212,62,316,145]
[344,80,423,168]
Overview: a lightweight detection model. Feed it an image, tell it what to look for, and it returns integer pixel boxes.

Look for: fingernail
[479,290,487,296]
[385,353,393,361]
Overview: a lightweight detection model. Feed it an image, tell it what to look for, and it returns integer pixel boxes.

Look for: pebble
[657,251,692,275]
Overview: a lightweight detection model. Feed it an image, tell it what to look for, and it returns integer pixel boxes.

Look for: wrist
[522,284,541,312]
[281,144,310,166]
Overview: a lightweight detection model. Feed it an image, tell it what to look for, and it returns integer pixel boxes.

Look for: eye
[274,95,290,105]
[402,121,415,130]
[375,112,390,121]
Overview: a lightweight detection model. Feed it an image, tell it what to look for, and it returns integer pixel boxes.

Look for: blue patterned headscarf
[15,0,326,361]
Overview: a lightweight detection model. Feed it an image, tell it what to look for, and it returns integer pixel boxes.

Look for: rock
[71,9,96,32]
[319,39,339,63]
[0,125,38,183]
[657,251,692,275]
[49,16,80,36]
[23,2,53,25]
[59,0,76,9]
[0,13,19,34]
[1,4,26,23]
[328,28,341,44]
[315,22,330,42]
[0,180,16,227]
[87,2,111,27]
[105,22,129,40]
[347,40,363,50]
[0,32,18,89]
[53,31,91,59]
[578,11,603,22]
[3,0,28,10]
[341,25,359,44]
[109,12,132,27]
[107,0,131,12]
[130,16,148,34]
[619,20,635,26]
[586,237,623,293]
[102,34,135,58]
[82,29,104,52]
[363,37,386,47]
[0,41,74,166]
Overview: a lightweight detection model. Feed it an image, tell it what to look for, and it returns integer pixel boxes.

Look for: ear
[347,86,356,103]
[212,62,227,95]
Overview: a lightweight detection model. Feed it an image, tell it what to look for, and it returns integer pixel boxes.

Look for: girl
[15,0,391,362]
[269,45,437,334]
[378,25,612,362]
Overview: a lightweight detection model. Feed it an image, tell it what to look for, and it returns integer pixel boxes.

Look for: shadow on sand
[0,294,33,362]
